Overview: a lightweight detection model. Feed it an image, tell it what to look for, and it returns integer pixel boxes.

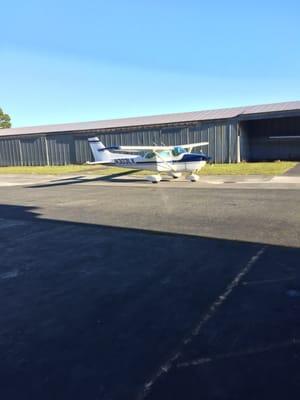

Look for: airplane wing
[114,142,209,152]
[180,142,209,153]
[114,145,174,152]
[181,142,209,149]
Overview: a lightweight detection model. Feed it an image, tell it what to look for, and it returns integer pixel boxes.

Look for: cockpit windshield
[172,146,186,156]
[145,150,172,159]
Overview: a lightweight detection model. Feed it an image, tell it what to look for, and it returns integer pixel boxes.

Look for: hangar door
[241,116,300,161]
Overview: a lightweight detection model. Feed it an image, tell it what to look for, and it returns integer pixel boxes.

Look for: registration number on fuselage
[114,158,136,165]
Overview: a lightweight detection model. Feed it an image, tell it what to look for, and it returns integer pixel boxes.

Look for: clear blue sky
[1,0,299,127]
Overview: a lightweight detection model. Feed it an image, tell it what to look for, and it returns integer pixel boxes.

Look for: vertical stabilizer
[88,137,111,162]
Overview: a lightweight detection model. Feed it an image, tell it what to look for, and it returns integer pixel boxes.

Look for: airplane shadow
[28,170,175,188]
[28,169,142,188]
[0,204,300,400]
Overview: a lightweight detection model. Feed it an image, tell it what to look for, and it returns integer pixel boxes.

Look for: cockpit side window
[144,151,156,159]
[158,150,171,159]
[172,146,186,156]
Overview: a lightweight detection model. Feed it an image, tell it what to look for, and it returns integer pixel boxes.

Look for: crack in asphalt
[137,246,267,400]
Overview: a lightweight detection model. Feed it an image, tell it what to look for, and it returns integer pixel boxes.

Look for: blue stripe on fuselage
[180,153,209,162]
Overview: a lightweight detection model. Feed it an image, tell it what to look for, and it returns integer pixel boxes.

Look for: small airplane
[87,137,210,183]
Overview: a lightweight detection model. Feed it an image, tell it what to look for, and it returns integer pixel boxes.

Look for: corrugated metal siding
[0,138,22,166]
[215,125,223,163]
[20,137,47,166]
[222,125,229,163]
[74,135,93,163]
[161,127,188,146]
[229,123,238,163]
[46,134,74,165]
[240,123,250,161]
[0,120,239,165]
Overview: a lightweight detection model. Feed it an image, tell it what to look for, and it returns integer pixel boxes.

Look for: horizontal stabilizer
[86,161,111,164]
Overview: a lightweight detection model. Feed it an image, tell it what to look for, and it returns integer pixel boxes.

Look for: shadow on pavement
[0,204,300,400]
[284,162,300,176]
[28,169,141,188]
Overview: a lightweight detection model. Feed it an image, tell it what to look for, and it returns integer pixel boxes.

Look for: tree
[0,108,11,128]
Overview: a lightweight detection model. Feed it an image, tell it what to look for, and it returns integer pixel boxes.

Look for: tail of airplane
[88,137,112,163]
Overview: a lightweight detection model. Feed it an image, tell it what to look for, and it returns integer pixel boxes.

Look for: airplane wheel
[186,174,199,182]
[146,175,162,183]
[171,172,182,179]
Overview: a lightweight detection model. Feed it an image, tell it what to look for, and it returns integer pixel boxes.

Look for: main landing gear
[170,172,182,179]
[145,172,199,183]
[186,173,199,182]
[146,175,162,183]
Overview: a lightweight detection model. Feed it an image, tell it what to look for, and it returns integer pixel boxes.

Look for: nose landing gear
[186,173,199,182]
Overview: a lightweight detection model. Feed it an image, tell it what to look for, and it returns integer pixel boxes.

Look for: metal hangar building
[0,100,300,166]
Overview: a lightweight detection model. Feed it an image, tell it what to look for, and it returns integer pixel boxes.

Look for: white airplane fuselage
[88,137,210,181]
[112,154,207,173]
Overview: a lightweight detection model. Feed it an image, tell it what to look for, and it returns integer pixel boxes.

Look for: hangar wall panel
[0,138,22,166]
[74,135,93,163]
[20,137,47,166]
[228,123,238,163]
[240,123,250,161]
[0,120,238,165]
[46,134,75,165]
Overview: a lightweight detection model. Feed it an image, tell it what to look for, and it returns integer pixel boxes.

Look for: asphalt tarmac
[1,178,300,399]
